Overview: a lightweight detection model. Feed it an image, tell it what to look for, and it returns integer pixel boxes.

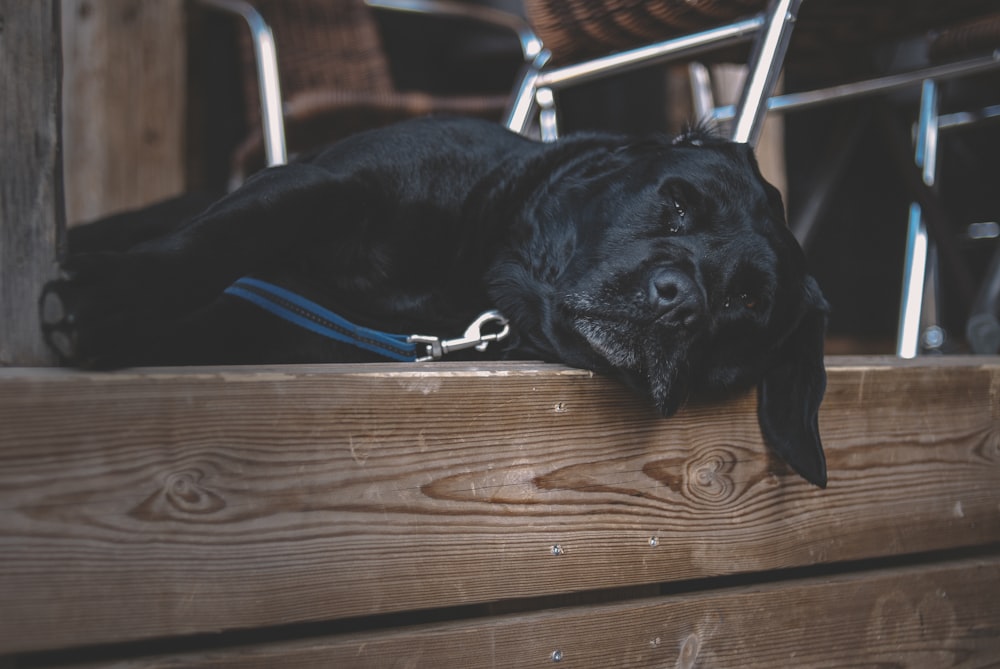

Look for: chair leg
[198,0,288,167]
[897,79,940,358]
[504,50,551,136]
[730,0,803,146]
[688,62,715,122]
[537,87,559,141]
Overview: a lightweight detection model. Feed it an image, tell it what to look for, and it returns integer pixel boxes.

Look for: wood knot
[684,448,737,505]
[131,468,226,521]
[676,633,701,669]
[977,431,1000,463]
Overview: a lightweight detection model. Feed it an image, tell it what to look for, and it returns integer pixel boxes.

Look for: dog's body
[42,117,829,486]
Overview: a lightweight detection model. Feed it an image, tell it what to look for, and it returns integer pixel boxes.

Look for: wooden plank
[0,357,998,653]
[0,1,62,365]
[60,0,185,225]
[71,556,1000,668]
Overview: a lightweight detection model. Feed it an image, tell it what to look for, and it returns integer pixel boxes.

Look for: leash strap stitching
[225,277,418,361]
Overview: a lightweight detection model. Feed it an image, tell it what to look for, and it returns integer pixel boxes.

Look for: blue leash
[225,277,509,362]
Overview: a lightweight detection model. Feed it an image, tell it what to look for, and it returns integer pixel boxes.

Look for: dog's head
[491,129,830,487]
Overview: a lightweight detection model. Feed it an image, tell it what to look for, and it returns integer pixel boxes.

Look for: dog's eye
[664,200,686,233]
[724,293,759,310]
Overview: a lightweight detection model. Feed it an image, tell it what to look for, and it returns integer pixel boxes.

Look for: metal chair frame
[899,78,1000,357]
[199,0,288,166]
[504,0,803,147]
[199,0,542,167]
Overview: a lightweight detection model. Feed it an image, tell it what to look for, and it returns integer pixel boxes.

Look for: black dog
[41,117,829,486]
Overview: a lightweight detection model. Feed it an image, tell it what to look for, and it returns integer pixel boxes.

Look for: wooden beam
[0,1,62,365]
[68,556,1000,668]
[0,357,998,653]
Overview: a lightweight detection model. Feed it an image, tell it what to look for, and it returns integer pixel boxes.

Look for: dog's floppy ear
[757,276,830,487]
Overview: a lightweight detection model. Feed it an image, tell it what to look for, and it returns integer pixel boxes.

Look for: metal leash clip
[409,310,510,362]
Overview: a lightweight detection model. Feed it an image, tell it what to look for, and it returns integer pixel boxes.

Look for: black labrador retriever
[41,117,830,487]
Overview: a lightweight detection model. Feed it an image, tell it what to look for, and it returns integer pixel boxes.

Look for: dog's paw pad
[46,328,78,361]
[39,284,81,362]
[40,287,68,325]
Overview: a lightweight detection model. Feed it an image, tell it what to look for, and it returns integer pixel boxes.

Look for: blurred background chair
[914,12,1000,355]
[200,0,538,180]
[694,5,1000,356]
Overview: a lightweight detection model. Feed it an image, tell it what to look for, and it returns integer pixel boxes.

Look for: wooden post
[60,0,186,225]
[0,1,63,366]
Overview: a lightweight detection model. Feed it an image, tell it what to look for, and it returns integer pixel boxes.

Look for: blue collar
[225,277,509,362]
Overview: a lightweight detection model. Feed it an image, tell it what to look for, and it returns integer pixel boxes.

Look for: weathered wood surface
[0,1,62,366]
[0,357,998,654]
[74,556,1000,668]
[60,0,185,225]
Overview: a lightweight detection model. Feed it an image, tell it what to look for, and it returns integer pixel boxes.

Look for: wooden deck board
[72,556,1000,668]
[0,357,998,655]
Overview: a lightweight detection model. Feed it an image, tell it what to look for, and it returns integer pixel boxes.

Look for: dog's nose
[649,268,703,327]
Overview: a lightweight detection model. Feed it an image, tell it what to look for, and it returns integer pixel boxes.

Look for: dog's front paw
[39,252,180,367]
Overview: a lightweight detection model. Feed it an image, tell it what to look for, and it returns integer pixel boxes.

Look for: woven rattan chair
[201,0,531,179]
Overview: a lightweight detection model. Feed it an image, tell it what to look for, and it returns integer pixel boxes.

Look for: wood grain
[60,0,185,225]
[0,358,998,653]
[75,556,1000,668]
[0,1,62,365]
